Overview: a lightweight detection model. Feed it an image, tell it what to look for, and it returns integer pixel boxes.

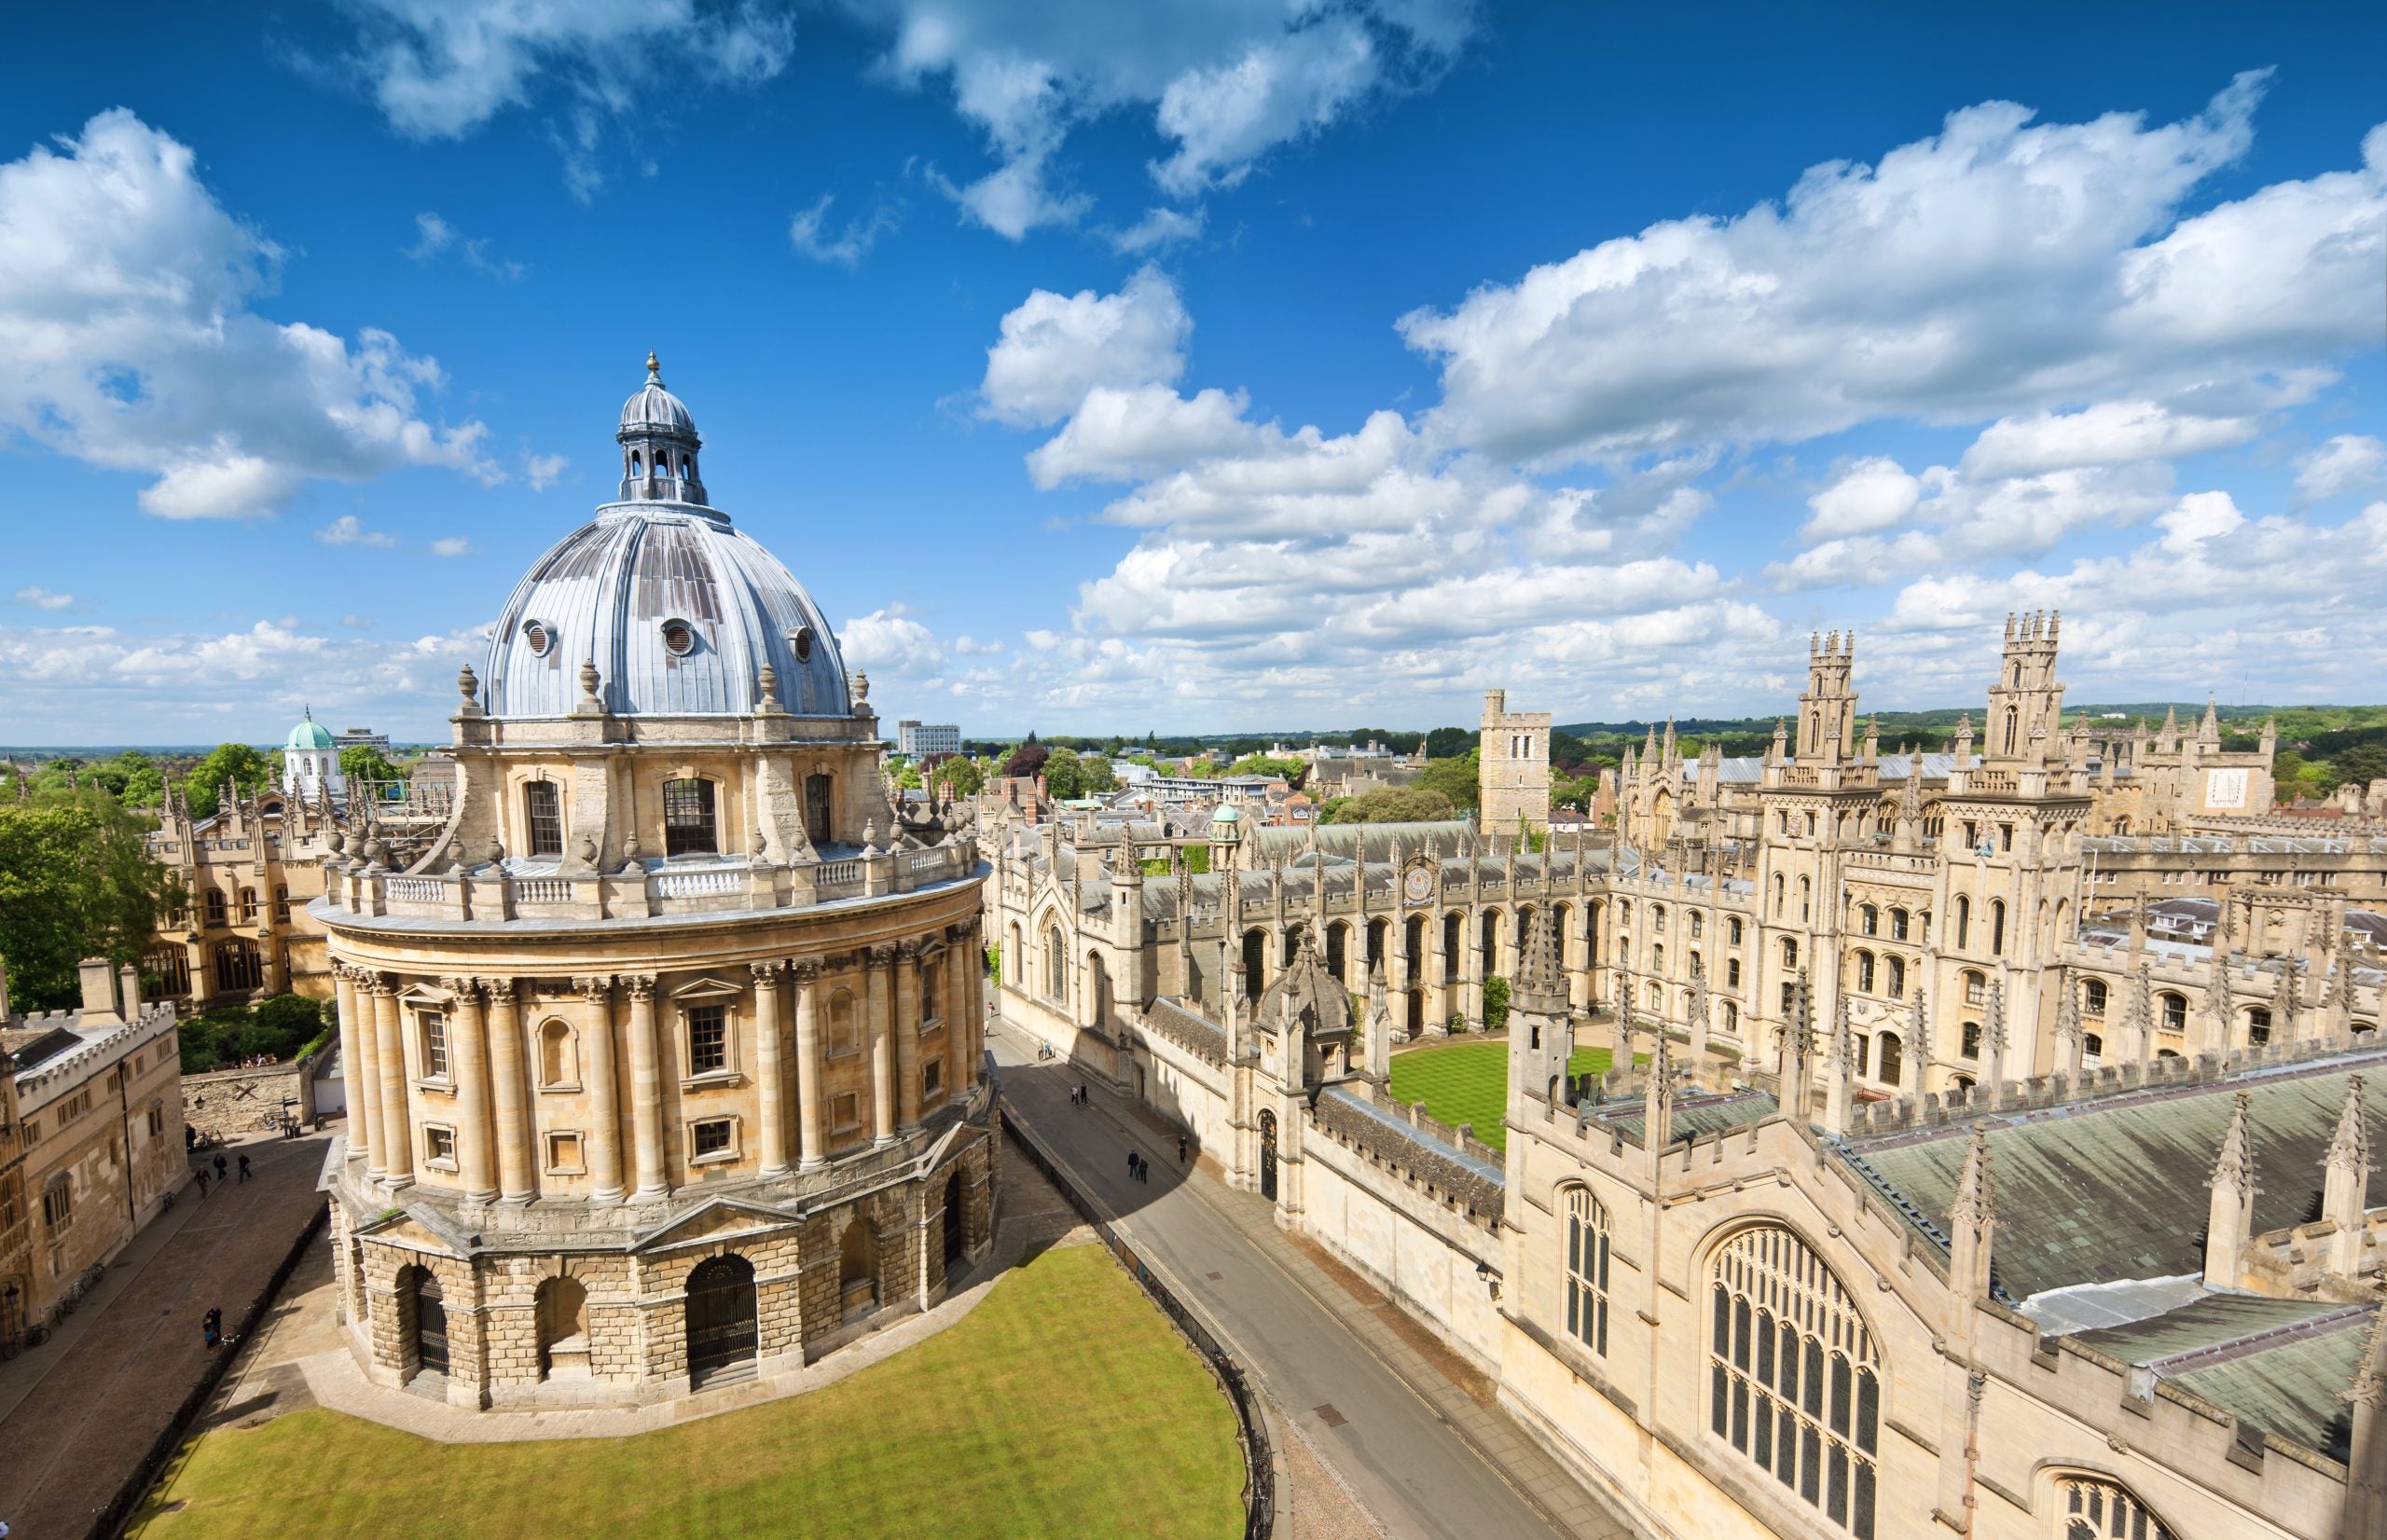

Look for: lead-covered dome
[482,364,851,719]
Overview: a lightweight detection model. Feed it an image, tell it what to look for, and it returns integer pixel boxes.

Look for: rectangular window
[663,777,718,856]
[545,1132,585,1174]
[42,1179,73,1229]
[420,1012,450,1079]
[924,1060,943,1099]
[424,1126,456,1166]
[692,1119,734,1159]
[524,780,564,857]
[831,1092,861,1132]
[146,1106,165,1137]
[687,1004,728,1074]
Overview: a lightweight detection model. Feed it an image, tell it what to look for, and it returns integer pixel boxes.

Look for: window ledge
[413,1078,455,1095]
[688,1148,740,1167]
[681,1070,743,1092]
[538,1081,584,1095]
[423,1157,459,1173]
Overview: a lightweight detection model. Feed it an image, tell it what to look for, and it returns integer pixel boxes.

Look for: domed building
[283,708,344,801]
[317,358,993,1409]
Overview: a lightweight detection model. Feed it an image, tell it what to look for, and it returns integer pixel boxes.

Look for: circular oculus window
[522,620,553,657]
[790,625,815,662]
[661,620,696,656]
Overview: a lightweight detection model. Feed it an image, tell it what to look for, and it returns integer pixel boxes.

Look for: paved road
[0,1129,331,1540]
[992,1025,1635,1540]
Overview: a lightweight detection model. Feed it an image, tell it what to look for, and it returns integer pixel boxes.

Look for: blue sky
[2,1,2382,746]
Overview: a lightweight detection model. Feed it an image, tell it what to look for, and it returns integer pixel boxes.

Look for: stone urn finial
[862,817,878,853]
[579,657,602,705]
[457,662,478,704]
[852,670,870,706]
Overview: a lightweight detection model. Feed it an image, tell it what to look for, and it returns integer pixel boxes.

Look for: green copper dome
[285,708,335,751]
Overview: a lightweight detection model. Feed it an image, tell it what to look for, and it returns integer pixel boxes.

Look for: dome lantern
[617,351,707,506]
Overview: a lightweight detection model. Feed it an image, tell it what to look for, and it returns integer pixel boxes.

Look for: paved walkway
[0,1127,331,1540]
[993,1023,1641,1540]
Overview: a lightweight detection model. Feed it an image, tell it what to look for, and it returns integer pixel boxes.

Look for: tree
[185,742,273,819]
[0,791,184,1011]
[1323,786,1456,824]
[1481,975,1511,1035]
[1003,742,1050,780]
[2331,744,2387,790]
[339,744,403,785]
[1424,726,1473,759]
[1081,754,1117,794]
[1225,754,1306,787]
[1043,748,1087,800]
[931,757,986,798]
[1416,749,1482,812]
[896,762,923,790]
[108,750,165,808]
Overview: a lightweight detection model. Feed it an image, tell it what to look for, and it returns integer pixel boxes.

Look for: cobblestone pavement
[177,1128,1097,1447]
[0,1128,332,1540]
[993,1022,1643,1540]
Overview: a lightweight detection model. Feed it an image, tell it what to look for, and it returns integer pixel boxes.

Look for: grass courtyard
[1387,1040,1631,1153]
[130,1244,1243,1540]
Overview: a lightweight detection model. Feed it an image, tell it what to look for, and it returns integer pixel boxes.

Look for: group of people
[189,1150,252,1198]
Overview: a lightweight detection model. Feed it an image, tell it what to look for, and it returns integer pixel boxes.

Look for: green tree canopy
[1225,754,1305,786]
[931,757,987,798]
[1043,747,1089,800]
[1416,749,1482,812]
[1322,786,1456,824]
[1003,742,1050,780]
[0,791,185,1011]
[1080,754,1117,794]
[339,744,404,785]
[1424,726,1474,759]
[186,741,274,819]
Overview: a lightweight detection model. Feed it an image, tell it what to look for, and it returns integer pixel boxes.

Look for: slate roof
[1593,1087,1778,1143]
[1841,1051,2387,1301]
[2073,1295,2375,1461]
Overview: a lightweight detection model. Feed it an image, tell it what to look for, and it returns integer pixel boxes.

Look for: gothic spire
[2214,1090,2257,1196]
[2328,1075,2371,1179]
[1511,904,1567,1016]
[1950,1122,1998,1232]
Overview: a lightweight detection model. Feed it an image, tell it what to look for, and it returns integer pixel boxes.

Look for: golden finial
[645,350,660,378]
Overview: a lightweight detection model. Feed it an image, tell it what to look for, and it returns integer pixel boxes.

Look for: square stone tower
[1480,688,1551,840]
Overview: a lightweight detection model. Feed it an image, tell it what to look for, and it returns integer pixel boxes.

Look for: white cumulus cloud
[979,266,1190,428]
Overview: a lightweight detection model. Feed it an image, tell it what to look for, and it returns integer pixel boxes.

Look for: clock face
[1404,864,1433,902]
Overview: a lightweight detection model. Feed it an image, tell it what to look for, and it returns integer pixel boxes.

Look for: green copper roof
[1842,1052,2387,1300]
[285,710,335,750]
[2074,1296,2372,1461]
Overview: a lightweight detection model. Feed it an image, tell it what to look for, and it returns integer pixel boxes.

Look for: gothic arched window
[1954,896,1971,950]
[2082,979,2108,1017]
[1044,925,1066,1002]
[1989,900,2008,956]
[2055,1476,2173,1540]
[1710,1226,1879,1536]
[1564,1187,1610,1356]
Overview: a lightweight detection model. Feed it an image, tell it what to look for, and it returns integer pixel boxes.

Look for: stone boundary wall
[182,1054,319,1142]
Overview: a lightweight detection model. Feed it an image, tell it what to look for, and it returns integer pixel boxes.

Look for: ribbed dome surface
[485,505,850,719]
[620,379,696,437]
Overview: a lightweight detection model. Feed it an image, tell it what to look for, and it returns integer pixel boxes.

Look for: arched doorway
[402,1265,448,1377]
[839,1219,878,1321]
[1258,1109,1278,1202]
[683,1254,758,1385]
[942,1172,965,1270]
[1407,988,1423,1037]
[536,1276,588,1380]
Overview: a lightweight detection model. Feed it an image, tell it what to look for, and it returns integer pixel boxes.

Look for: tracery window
[1710,1226,1879,1537]
[2056,1476,2173,1540]
[1564,1187,1610,1356]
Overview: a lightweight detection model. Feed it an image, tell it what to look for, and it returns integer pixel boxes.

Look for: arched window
[2082,1032,2104,1067]
[1954,896,1971,950]
[1859,905,1879,936]
[839,1219,878,1313]
[1772,875,1785,917]
[538,1020,578,1088]
[1710,1226,1879,1535]
[2245,1007,2270,1046]
[1689,911,1704,940]
[1876,1032,1902,1085]
[2082,979,2108,1017]
[1689,949,1704,981]
[1646,980,1663,1010]
[1480,910,1499,977]
[1854,952,1875,993]
[524,779,564,857]
[1964,969,1985,1006]
[1727,957,1743,989]
[1652,904,1668,933]
[1243,928,1267,999]
[1651,944,1665,975]
[1564,1188,1611,1356]
[1884,956,1905,999]
[1729,917,1744,945]
[1989,900,2007,956]
[1782,938,1799,970]
[2160,993,2187,1034]
[662,777,718,856]
[1044,925,1066,1002]
[1326,922,1349,982]
[237,887,257,923]
[1888,908,1909,942]
[273,885,291,924]
[1723,1001,1740,1035]
[1798,875,1812,920]
[1961,1022,1981,1059]
[2055,1476,2174,1540]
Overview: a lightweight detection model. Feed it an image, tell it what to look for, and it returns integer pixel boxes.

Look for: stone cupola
[617,351,708,505]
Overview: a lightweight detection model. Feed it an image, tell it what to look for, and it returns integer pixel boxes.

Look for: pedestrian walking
[1178,1134,1188,1164]
[201,1312,220,1353]
[1138,1154,1150,1184]
[194,1168,209,1198]
[213,1153,228,1182]
[237,1154,253,1184]
[1126,1149,1138,1181]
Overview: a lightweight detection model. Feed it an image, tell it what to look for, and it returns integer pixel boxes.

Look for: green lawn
[131,1244,1243,1540]
[1387,1040,1628,1153]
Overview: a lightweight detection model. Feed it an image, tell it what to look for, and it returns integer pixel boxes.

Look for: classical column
[866,945,897,1145]
[443,977,498,1203]
[623,974,669,1199]
[483,978,535,1203]
[793,961,826,1170]
[332,965,372,1168]
[368,973,414,1186]
[894,941,923,1132]
[966,917,987,1081]
[576,976,626,1203]
[751,960,791,1178]
[945,931,970,1103]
